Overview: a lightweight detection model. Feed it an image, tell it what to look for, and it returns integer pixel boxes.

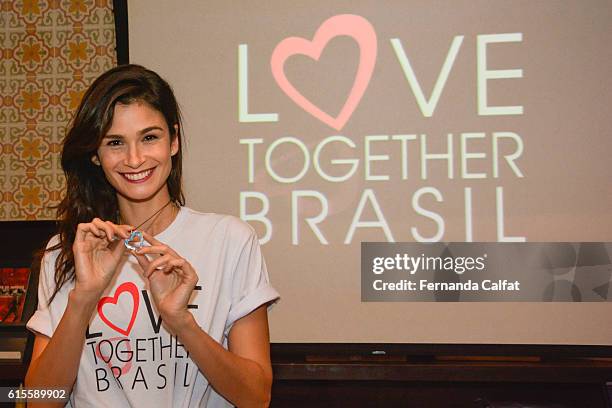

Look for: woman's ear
[171,124,179,156]
[91,154,101,165]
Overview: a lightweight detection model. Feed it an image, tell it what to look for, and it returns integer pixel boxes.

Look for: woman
[25,64,279,407]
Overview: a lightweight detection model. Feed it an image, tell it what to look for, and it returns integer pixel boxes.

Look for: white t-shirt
[27,207,280,407]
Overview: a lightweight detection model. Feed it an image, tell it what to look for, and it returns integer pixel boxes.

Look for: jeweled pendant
[124,230,145,251]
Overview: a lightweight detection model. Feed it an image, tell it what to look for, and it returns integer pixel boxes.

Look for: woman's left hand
[132,232,198,334]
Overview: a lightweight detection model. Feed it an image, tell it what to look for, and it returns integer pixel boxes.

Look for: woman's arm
[135,232,273,407]
[170,305,272,408]
[25,219,132,406]
[25,291,99,407]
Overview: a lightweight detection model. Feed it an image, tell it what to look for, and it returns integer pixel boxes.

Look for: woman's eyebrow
[105,126,164,138]
[102,134,124,140]
[137,126,164,134]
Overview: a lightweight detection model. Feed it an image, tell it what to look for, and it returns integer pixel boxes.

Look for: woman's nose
[125,144,145,168]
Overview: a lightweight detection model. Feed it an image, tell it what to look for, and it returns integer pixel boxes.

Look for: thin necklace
[123,199,173,250]
[130,198,173,233]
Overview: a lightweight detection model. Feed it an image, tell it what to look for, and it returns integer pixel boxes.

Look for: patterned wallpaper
[0,0,117,221]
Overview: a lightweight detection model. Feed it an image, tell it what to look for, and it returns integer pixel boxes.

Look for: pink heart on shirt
[97,282,139,336]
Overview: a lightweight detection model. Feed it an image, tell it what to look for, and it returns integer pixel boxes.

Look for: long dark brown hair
[45,64,185,304]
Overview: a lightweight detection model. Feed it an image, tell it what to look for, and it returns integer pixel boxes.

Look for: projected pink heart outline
[271,14,377,131]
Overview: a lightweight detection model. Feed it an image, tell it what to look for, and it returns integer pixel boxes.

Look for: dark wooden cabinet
[0,221,56,391]
[270,344,612,407]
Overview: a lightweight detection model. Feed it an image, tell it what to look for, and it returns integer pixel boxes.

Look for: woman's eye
[143,134,158,142]
[106,139,122,146]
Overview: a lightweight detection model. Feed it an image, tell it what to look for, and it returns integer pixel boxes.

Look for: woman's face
[93,101,179,204]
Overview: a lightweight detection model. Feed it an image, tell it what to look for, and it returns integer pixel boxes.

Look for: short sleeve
[224,225,280,336]
[26,236,60,338]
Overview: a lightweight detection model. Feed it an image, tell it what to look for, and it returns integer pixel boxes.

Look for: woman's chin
[116,186,167,204]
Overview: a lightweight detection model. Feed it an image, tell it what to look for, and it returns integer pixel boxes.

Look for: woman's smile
[120,167,155,183]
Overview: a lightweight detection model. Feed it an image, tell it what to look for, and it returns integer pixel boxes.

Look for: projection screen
[128,0,612,344]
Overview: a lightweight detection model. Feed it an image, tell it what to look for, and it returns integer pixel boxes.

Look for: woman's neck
[117,193,179,237]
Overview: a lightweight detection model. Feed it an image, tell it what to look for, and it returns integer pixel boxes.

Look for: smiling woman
[93,102,179,204]
[23,64,279,408]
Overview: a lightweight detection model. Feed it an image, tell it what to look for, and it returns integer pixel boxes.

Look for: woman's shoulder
[40,234,62,261]
[36,234,62,282]
[45,234,61,250]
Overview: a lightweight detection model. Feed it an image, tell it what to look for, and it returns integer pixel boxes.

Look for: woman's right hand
[72,218,133,299]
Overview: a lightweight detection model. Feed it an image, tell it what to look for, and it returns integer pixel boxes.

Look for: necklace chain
[128,199,173,233]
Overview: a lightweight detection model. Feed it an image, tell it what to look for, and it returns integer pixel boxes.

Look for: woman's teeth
[123,168,153,181]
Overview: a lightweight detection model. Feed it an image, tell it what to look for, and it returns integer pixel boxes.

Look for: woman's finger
[133,252,151,273]
[91,218,116,242]
[119,223,135,231]
[135,244,177,257]
[110,236,127,257]
[162,259,198,285]
[160,258,184,275]
[76,222,105,241]
[145,254,175,277]
[106,221,133,240]
[90,218,135,242]
[141,231,163,246]
[119,224,135,240]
